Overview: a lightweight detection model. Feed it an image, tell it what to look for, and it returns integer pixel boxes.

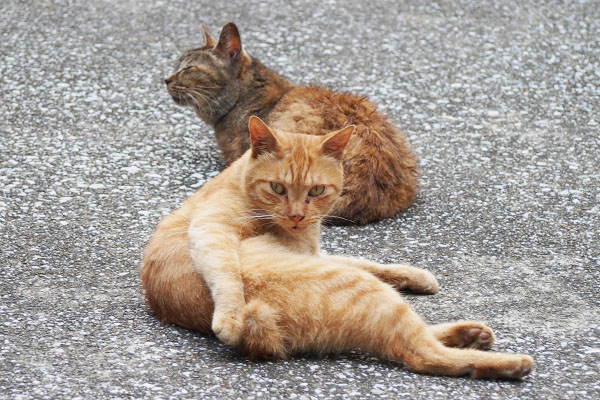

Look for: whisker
[234,209,276,224]
[184,92,202,109]
[188,87,210,95]
[188,88,217,103]
[235,215,274,221]
[235,212,279,235]
[191,85,223,90]
[247,209,276,218]
[321,214,355,224]
[187,89,214,119]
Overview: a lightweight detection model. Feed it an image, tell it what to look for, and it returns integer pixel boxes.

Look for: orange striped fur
[141,118,533,379]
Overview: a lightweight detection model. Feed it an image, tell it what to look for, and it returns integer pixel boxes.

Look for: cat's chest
[258,223,319,256]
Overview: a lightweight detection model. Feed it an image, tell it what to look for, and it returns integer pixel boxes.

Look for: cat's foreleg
[319,254,438,294]
[188,217,245,346]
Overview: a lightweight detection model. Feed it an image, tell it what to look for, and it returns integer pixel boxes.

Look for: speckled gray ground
[1,0,599,399]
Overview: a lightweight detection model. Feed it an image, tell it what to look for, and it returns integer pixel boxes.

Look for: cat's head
[164,23,250,124]
[243,116,354,234]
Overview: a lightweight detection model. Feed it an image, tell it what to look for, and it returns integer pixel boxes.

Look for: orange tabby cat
[164,23,418,225]
[141,117,533,379]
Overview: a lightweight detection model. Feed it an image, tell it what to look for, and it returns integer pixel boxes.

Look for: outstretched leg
[239,239,533,379]
[320,254,439,294]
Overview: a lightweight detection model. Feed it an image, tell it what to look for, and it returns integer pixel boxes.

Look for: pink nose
[290,215,304,224]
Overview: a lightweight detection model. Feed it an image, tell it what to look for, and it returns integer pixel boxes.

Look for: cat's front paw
[409,268,439,294]
[212,312,243,346]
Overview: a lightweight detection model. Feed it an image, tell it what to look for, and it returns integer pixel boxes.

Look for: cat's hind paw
[429,321,495,350]
[471,354,534,380]
[499,354,534,379]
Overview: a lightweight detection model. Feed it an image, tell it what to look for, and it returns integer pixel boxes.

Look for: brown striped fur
[164,23,418,224]
[141,118,533,379]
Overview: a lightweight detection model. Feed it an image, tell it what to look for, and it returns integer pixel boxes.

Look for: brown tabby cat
[164,22,418,224]
[141,117,534,379]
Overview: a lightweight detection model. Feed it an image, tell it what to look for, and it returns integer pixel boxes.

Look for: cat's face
[164,23,248,124]
[244,117,354,233]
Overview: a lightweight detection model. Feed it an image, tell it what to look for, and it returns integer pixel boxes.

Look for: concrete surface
[1,0,599,398]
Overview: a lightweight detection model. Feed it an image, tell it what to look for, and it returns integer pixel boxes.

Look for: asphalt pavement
[1,0,599,399]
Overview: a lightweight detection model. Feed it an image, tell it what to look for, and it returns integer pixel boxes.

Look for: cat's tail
[241,299,287,360]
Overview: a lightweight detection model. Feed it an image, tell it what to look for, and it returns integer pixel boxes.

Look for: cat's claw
[212,312,243,346]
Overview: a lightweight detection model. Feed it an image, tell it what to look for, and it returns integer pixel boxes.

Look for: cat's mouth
[274,216,309,234]
[289,225,306,233]
[166,84,191,106]
[170,93,189,105]
[275,219,307,233]
[284,221,309,234]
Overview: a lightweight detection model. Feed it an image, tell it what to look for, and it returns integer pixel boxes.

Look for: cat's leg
[428,321,495,349]
[320,254,438,294]
[388,318,532,379]
[333,291,531,378]
[343,290,531,378]
[188,214,246,346]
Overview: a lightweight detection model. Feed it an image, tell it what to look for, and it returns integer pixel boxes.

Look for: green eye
[270,182,286,195]
[309,185,325,197]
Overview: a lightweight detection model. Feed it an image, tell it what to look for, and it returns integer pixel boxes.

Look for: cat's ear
[321,125,355,160]
[249,116,280,158]
[215,22,243,62]
[201,25,217,47]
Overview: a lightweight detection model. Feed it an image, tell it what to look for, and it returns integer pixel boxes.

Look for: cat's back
[267,86,419,224]
[267,85,415,167]
[267,86,374,134]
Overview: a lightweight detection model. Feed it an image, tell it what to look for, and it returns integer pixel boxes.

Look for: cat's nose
[164,77,173,85]
[290,215,304,224]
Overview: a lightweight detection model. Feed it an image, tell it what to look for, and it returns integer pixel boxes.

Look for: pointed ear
[201,24,217,47]
[321,125,355,160]
[215,22,242,62]
[249,116,279,158]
